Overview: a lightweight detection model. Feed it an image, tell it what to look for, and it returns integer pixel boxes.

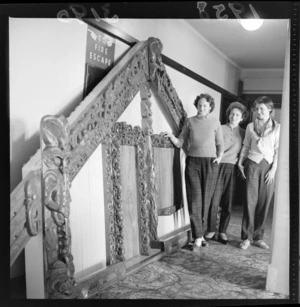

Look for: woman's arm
[162,131,183,148]
[163,118,189,148]
[238,124,251,179]
[265,124,280,185]
[213,121,224,164]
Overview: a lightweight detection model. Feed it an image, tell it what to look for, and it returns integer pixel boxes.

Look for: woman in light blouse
[205,101,248,244]
[163,93,224,253]
[238,96,280,250]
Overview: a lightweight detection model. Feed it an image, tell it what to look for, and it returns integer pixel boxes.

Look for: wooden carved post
[135,127,151,255]
[140,82,159,244]
[111,138,125,262]
[40,115,76,299]
[103,128,125,264]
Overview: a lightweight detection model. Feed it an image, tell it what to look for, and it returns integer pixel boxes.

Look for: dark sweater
[177,115,224,158]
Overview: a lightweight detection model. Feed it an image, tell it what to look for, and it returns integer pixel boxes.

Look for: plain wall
[241,69,284,94]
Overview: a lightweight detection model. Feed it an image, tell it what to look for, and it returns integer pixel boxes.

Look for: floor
[10,203,289,301]
[94,204,289,301]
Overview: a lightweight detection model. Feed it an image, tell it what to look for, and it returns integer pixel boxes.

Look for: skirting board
[75,248,162,299]
[150,224,191,254]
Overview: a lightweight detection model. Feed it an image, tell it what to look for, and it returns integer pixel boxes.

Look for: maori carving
[136,142,151,255]
[41,115,76,299]
[30,37,189,297]
[24,173,42,236]
[147,37,187,133]
[151,133,175,148]
[104,122,151,256]
[103,140,125,264]
[148,37,164,82]
[157,71,187,132]
[10,170,42,267]
[140,82,159,242]
[104,122,146,146]
[67,44,149,182]
[111,141,125,262]
[104,143,117,265]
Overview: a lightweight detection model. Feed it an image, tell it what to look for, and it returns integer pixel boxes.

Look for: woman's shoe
[201,238,209,247]
[239,239,250,250]
[253,240,269,249]
[218,233,229,245]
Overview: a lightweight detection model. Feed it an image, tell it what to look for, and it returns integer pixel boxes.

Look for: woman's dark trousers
[207,163,237,234]
[241,158,275,241]
[185,157,219,239]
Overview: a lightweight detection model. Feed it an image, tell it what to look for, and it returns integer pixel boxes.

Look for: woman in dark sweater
[163,93,224,253]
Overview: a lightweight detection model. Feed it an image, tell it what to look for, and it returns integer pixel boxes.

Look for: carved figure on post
[41,115,76,299]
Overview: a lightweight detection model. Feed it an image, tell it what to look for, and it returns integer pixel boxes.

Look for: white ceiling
[184,19,289,69]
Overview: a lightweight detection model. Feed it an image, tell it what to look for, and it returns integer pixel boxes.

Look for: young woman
[238,96,280,250]
[163,93,224,253]
[205,101,248,244]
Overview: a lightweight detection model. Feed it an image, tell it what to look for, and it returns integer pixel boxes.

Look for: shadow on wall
[10,90,84,193]
[10,118,38,193]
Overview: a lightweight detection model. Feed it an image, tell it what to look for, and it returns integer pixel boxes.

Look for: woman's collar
[196,113,210,119]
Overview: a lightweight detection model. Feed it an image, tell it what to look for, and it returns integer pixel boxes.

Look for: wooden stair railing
[10,37,187,298]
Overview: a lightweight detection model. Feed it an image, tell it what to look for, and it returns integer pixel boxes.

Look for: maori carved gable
[36,37,188,298]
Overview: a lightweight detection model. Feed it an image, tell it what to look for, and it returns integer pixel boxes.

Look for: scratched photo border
[2,1,299,305]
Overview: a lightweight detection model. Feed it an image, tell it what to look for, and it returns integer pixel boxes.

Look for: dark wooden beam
[162,54,239,100]
[84,18,137,47]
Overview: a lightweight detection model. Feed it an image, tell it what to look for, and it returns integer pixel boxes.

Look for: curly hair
[226,101,249,123]
[194,93,215,113]
[253,96,274,114]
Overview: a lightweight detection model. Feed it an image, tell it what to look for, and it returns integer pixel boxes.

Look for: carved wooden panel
[10,170,42,267]
[140,82,159,242]
[136,141,151,255]
[103,122,151,258]
[102,143,117,265]
[111,141,125,262]
[40,115,76,299]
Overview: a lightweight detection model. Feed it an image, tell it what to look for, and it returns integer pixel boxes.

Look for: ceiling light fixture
[240,19,264,31]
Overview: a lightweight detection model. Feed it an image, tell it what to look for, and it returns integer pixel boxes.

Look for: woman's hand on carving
[162,131,173,139]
